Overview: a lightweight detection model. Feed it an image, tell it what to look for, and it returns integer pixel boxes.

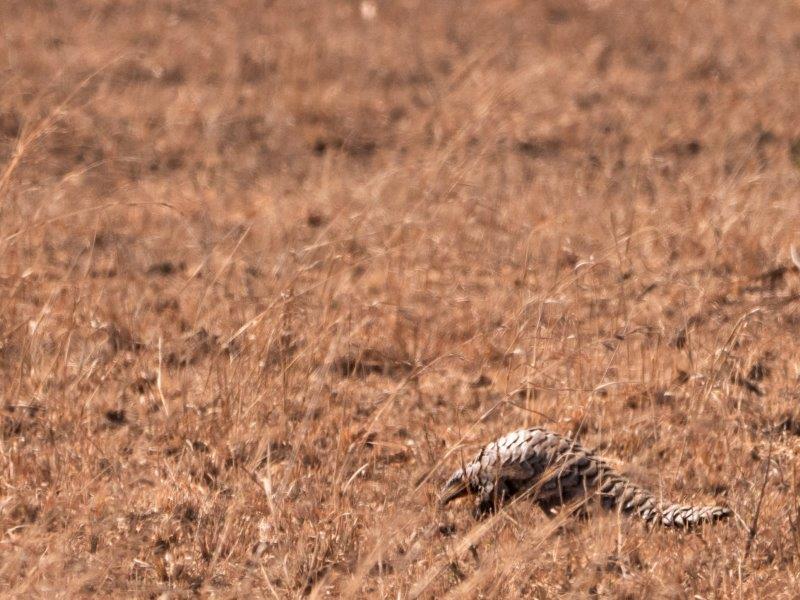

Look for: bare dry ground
[2,0,800,597]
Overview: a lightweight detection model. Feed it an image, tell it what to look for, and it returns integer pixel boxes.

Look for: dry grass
[2,0,800,597]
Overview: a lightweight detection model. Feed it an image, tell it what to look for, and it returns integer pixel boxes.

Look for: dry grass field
[2,0,800,597]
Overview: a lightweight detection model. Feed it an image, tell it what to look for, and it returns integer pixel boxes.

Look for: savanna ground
[1,0,800,597]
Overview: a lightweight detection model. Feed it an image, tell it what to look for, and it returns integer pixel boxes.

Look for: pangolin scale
[441,427,731,528]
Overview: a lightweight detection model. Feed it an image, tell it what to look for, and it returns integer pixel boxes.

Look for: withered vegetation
[2,0,800,597]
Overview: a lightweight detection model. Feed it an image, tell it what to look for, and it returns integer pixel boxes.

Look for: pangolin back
[440,428,730,528]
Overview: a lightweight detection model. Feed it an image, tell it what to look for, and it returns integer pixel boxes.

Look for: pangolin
[440,427,731,528]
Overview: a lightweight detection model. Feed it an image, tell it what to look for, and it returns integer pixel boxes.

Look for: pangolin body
[441,428,730,528]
